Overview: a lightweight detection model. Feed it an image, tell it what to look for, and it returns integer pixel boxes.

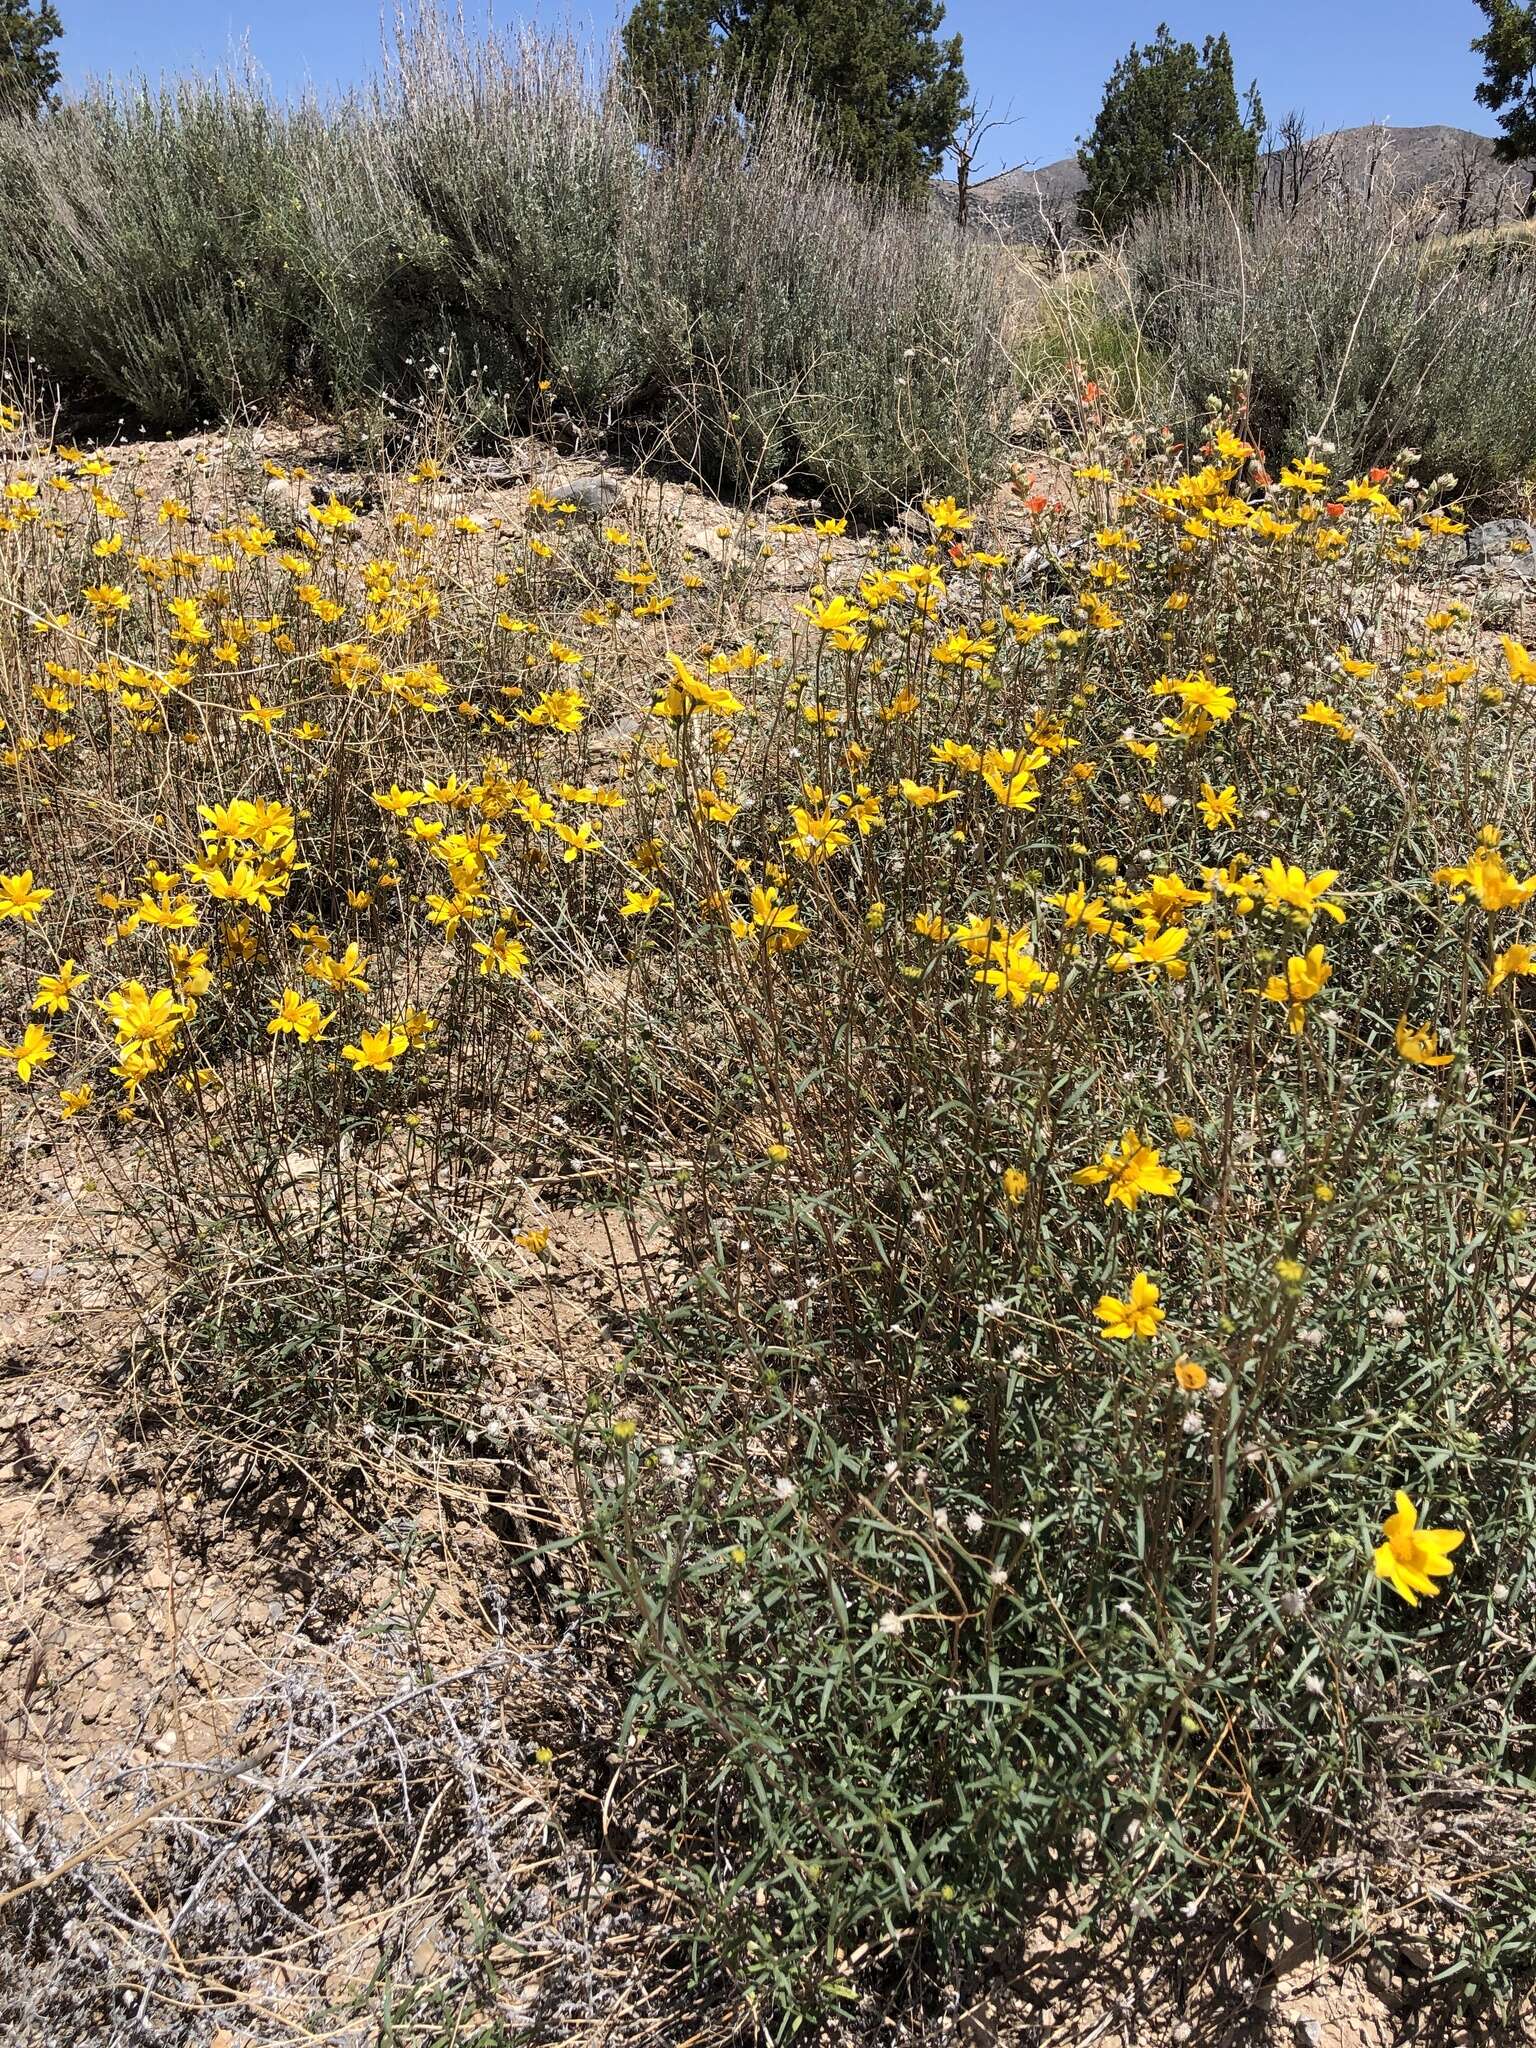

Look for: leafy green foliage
[620,0,967,200]
[1472,0,1536,210]
[1077,22,1264,239]
[0,0,60,119]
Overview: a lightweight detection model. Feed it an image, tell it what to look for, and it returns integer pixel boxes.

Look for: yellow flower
[112,1044,160,1101]
[1173,1357,1207,1392]
[898,778,961,809]
[651,651,743,720]
[922,495,972,534]
[0,1023,55,1082]
[1001,606,1059,642]
[167,944,212,999]
[1373,1491,1464,1606]
[620,886,664,916]
[268,990,334,1042]
[32,960,88,1014]
[981,744,1047,810]
[1489,942,1536,992]
[1258,859,1346,925]
[1049,887,1113,936]
[58,1084,94,1118]
[373,783,421,816]
[1335,650,1377,680]
[552,820,601,862]
[1002,1166,1029,1205]
[1395,1017,1453,1068]
[1434,835,1536,913]
[797,593,869,637]
[1078,593,1123,631]
[311,493,357,529]
[1280,457,1329,493]
[1094,1271,1165,1341]
[1150,670,1234,723]
[1073,1129,1181,1210]
[0,870,53,924]
[473,930,529,977]
[1298,700,1355,740]
[1263,944,1332,1035]
[189,858,288,913]
[976,928,1059,1006]
[100,981,187,1053]
[731,884,808,955]
[1197,782,1240,829]
[1135,871,1210,924]
[305,941,370,994]
[520,686,586,732]
[342,1026,409,1074]
[784,805,851,862]
[932,629,995,669]
[1107,925,1188,980]
[168,595,211,642]
[134,891,198,930]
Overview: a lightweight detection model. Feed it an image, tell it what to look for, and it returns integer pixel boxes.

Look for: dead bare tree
[1449,134,1487,234]
[1362,124,1389,211]
[1257,111,1338,221]
[948,99,1016,236]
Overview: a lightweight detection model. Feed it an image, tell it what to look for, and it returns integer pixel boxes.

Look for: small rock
[1464,517,1536,572]
[263,475,309,512]
[545,474,622,521]
[683,524,736,565]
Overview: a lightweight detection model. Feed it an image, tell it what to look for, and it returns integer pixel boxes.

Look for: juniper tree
[1471,1,1536,214]
[1077,22,1263,238]
[0,0,62,119]
[620,0,967,201]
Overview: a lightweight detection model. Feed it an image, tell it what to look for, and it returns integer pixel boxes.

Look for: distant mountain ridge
[964,124,1532,241]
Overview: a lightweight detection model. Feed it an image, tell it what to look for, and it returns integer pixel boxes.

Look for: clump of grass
[1009,250,1167,433]
[0,1637,614,2044]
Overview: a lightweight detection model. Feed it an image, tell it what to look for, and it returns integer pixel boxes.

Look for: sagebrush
[1122,174,1536,502]
[0,21,1013,515]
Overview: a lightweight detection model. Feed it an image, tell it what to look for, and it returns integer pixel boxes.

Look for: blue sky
[55,1,1496,178]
